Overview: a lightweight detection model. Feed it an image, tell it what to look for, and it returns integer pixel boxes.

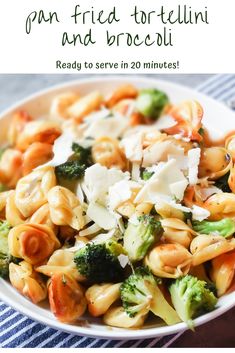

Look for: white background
[0,0,234,73]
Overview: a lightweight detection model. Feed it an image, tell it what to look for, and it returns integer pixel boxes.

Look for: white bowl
[0,76,235,340]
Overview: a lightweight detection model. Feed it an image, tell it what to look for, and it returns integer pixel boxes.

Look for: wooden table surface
[0,73,234,348]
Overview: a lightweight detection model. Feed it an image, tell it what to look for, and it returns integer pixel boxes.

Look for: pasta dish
[0,84,234,330]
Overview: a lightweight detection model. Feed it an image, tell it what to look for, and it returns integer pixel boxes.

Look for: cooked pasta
[15,166,56,218]
[48,273,87,323]
[9,261,47,304]
[0,83,235,330]
[85,283,121,317]
[8,223,60,265]
[47,186,84,230]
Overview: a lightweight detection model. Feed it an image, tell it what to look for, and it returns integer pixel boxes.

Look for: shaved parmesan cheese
[170,180,189,201]
[132,163,141,181]
[87,202,117,230]
[84,164,129,205]
[76,183,84,204]
[43,130,74,167]
[121,133,143,162]
[155,195,191,213]
[142,140,184,167]
[188,148,201,185]
[79,223,102,237]
[92,229,122,244]
[154,115,177,130]
[135,159,188,203]
[117,254,130,268]
[199,186,222,201]
[84,108,110,123]
[108,180,141,210]
[191,205,210,221]
[84,116,129,139]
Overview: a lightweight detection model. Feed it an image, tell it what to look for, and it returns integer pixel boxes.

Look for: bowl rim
[0,75,235,340]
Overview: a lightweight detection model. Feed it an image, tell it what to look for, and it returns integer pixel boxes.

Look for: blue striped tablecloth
[1,74,235,348]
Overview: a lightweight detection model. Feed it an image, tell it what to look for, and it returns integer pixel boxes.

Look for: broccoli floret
[123,215,162,262]
[142,170,154,181]
[214,172,231,193]
[169,275,218,329]
[120,267,180,325]
[74,241,126,283]
[192,218,235,238]
[0,220,12,278]
[136,89,169,120]
[55,143,92,181]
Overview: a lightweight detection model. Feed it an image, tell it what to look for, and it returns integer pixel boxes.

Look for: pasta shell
[92,137,127,171]
[161,218,196,248]
[0,149,23,188]
[48,186,84,230]
[211,251,235,296]
[9,261,47,304]
[8,223,60,265]
[164,100,203,142]
[36,249,84,281]
[190,234,235,266]
[145,243,192,278]
[15,166,56,218]
[16,120,61,151]
[86,283,121,317]
[198,147,232,180]
[23,142,54,175]
[48,273,87,323]
[103,306,148,329]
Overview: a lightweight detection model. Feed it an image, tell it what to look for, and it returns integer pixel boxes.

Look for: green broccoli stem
[192,218,235,238]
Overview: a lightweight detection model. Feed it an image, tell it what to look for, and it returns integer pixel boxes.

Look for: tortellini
[16,120,61,151]
[203,193,235,220]
[48,186,84,230]
[161,218,196,248]
[50,92,78,120]
[198,147,232,180]
[103,306,148,328]
[15,166,56,218]
[28,203,56,231]
[92,137,127,171]
[22,142,54,175]
[9,261,47,304]
[225,134,235,162]
[0,148,23,188]
[48,273,87,323]
[211,251,235,296]
[0,191,11,213]
[145,243,192,278]
[36,249,85,281]
[190,234,235,266]
[8,110,33,146]
[85,283,121,317]
[6,191,26,226]
[105,84,138,109]
[164,100,203,142]
[8,223,60,265]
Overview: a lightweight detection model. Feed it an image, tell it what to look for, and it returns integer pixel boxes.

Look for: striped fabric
[1,74,235,348]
